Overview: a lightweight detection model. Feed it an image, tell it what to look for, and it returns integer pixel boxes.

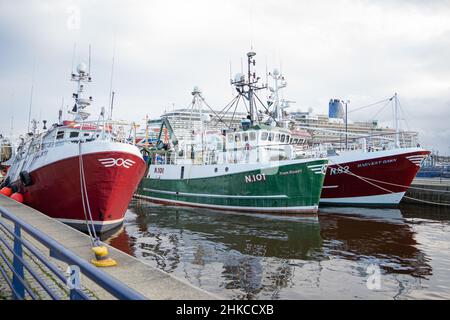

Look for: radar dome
[192,86,201,95]
[77,63,87,74]
[273,69,280,76]
[234,73,245,83]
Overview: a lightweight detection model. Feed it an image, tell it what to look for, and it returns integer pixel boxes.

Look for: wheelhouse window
[261,132,268,141]
[243,133,249,142]
[234,133,241,142]
[268,133,274,141]
[56,131,65,140]
[280,134,285,143]
[275,134,280,142]
[249,132,256,141]
[70,132,79,138]
[228,134,233,143]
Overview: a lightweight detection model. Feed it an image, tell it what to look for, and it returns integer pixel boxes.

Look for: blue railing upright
[0,205,146,300]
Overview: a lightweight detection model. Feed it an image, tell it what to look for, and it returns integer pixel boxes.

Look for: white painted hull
[320,192,406,206]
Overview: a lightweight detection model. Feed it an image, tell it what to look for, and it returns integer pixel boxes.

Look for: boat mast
[394,92,400,148]
[144,114,149,148]
[268,69,287,125]
[231,51,266,125]
[70,62,92,121]
[191,86,205,163]
[247,52,256,123]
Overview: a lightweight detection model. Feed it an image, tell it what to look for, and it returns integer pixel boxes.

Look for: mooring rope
[78,136,99,246]
[350,174,450,194]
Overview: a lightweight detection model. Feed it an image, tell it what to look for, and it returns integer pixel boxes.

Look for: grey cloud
[0,0,449,154]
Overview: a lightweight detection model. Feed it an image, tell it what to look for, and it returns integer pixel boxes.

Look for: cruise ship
[137,101,419,154]
[135,52,327,214]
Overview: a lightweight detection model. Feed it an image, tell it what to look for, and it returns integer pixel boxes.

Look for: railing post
[12,224,25,300]
[67,265,83,300]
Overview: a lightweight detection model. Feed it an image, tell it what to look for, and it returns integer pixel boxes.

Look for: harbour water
[106,200,450,300]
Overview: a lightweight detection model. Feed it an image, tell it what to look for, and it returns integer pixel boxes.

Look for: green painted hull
[136,159,327,213]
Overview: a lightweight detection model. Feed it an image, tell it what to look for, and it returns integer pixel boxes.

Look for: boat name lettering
[245,173,266,183]
[154,167,164,174]
[329,166,349,175]
[279,169,302,176]
[98,158,136,168]
[357,158,397,168]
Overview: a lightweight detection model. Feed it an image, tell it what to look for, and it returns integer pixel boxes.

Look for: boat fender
[19,171,33,186]
[0,187,13,197]
[90,246,117,267]
[10,192,24,203]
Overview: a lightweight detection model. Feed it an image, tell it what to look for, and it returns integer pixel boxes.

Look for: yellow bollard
[90,246,117,267]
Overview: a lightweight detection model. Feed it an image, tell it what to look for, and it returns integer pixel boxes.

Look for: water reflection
[319,208,432,279]
[106,200,450,299]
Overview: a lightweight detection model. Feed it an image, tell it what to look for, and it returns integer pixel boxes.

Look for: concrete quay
[0,195,219,300]
[403,178,450,206]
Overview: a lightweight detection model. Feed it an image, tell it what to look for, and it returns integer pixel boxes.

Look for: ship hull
[320,148,430,206]
[136,159,328,214]
[9,143,146,233]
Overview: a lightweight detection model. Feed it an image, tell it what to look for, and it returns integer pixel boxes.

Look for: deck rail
[0,205,146,300]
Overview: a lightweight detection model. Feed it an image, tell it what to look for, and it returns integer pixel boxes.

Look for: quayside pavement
[0,195,219,300]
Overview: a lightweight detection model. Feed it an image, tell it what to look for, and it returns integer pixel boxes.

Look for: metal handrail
[0,206,146,300]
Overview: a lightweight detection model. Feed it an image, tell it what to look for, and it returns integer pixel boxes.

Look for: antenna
[110,91,115,119]
[229,60,234,96]
[108,39,116,120]
[265,55,268,96]
[59,96,64,123]
[88,44,91,75]
[27,62,35,133]
[249,0,254,51]
[27,85,34,132]
[71,42,76,74]
[10,115,14,140]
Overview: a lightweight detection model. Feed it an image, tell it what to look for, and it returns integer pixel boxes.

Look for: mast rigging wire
[348,97,391,114]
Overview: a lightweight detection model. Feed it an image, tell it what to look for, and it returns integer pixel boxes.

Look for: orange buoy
[0,187,13,197]
[10,193,24,203]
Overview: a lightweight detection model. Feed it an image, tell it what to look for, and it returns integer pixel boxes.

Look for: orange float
[10,193,24,203]
[0,187,13,197]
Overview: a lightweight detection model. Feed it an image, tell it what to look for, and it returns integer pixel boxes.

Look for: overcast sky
[1,0,449,154]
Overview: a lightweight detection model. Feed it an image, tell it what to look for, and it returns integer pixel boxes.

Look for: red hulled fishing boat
[1,63,146,232]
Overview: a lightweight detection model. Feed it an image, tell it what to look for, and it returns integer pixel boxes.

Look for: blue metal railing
[0,206,146,300]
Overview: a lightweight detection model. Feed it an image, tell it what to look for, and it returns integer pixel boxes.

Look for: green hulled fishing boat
[135,52,327,214]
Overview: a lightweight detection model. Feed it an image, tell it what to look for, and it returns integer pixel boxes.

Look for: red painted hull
[320,149,430,206]
[13,151,146,233]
